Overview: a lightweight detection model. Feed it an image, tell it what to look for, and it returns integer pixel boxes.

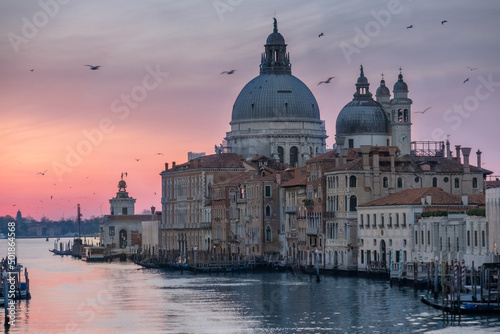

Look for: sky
[1,0,499,221]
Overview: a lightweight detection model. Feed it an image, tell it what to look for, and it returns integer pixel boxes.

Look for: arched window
[398,109,403,122]
[432,177,438,187]
[472,177,478,188]
[349,175,357,188]
[403,109,409,122]
[383,177,388,188]
[349,195,357,212]
[265,205,271,217]
[397,177,403,188]
[265,226,272,242]
[454,178,460,189]
[278,146,284,163]
[290,146,298,166]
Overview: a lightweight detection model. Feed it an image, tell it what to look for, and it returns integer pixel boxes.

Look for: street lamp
[315,248,320,282]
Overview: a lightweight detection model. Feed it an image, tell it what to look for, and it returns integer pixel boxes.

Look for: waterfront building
[160,153,247,262]
[100,178,158,252]
[357,187,486,270]
[486,187,500,258]
[224,19,327,166]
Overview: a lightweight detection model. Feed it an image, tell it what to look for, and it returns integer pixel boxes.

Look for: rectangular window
[482,230,486,247]
[109,226,115,236]
[475,231,478,247]
[361,250,364,264]
[467,231,470,247]
[265,185,271,198]
[427,231,430,245]
[415,231,418,245]
[403,239,407,247]
[348,139,354,148]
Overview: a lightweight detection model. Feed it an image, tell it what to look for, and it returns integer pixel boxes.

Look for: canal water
[1,238,500,333]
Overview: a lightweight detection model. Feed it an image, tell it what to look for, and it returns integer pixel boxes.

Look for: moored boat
[81,246,106,262]
[421,296,500,315]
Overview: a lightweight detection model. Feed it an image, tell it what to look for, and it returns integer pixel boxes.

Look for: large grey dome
[336,99,389,135]
[231,74,320,122]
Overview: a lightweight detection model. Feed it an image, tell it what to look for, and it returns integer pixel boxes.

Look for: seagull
[406,25,413,29]
[221,70,236,75]
[463,78,470,84]
[51,195,53,200]
[84,65,101,70]
[317,77,335,85]
[441,20,448,25]
[30,69,34,72]
[466,66,478,71]
[318,33,324,38]
[134,158,141,161]
[414,107,432,114]
[156,152,163,155]
[37,170,48,175]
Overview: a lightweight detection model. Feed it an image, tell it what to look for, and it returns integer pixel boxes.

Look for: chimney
[461,147,471,173]
[476,149,482,168]
[372,148,380,171]
[165,162,169,171]
[340,148,349,165]
[360,145,371,170]
[462,195,468,206]
[446,140,451,158]
[172,161,176,168]
[455,145,461,163]
[276,173,281,185]
[388,147,398,172]
[421,197,425,205]
[426,195,432,205]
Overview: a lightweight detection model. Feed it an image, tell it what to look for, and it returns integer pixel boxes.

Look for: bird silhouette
[463,78,470,84]
[37,170,48,175]
[318,77,335,85]
[30,69,34,72]
[414,107,432,114]
[318,33,324,38]
[221,70,236,74]
[466,66,478,71]
[156,152,163,155]
[441,20,448,25]
[85,65,101,70]
[406,25,413,29]
[135,158,141,161]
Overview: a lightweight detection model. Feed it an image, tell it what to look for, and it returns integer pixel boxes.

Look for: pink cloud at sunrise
[1,0,499,221]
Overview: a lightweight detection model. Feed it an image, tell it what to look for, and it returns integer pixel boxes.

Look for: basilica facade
[156,20,492,270]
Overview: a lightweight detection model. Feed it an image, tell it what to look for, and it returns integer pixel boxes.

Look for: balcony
[286,231,298,239]
[228,235,239,243]
[213,238,221,245]
[199,222,211,229]
[285,206,298,214]
[323,212,335,219]
[306,227,319,235]
[334,212,358,219]
[326,239,347,247]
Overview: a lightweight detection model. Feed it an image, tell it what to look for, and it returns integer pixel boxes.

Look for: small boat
[421,296,500,315]
[49,249,72,256]
[81,246,106,262]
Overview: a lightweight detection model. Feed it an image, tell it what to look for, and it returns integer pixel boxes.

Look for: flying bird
[406,25,413,29]
[135,158,141,161]
[466,66,478,71]
[221,70,236,75]
[463,78,470,84]
[318,77,335,85]
[85,65,101,70]
[441,20,448,25]
[30,69,34,72]
[414,107,432,114]
[37,170,48,175]
[318,33,324,38]
[156,152,164,155]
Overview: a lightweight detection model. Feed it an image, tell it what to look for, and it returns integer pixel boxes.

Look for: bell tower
[390,69,412,155]
[109,175,136,215]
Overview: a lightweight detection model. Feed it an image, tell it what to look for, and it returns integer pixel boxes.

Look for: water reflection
[1,238,499,333]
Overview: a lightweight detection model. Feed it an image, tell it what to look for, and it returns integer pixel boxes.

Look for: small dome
[357,76,368,85]
[336,99,389,135]
[266,32,285,45]
[118,180,126,189]
[376,79,390,96]
[393,73,408,92]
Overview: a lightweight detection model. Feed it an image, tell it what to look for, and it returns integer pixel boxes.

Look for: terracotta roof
[360,187,485,207]
[104,214,158,221]
[167,153,245,171]
[306,149,338,162]
[486,179,500,189]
